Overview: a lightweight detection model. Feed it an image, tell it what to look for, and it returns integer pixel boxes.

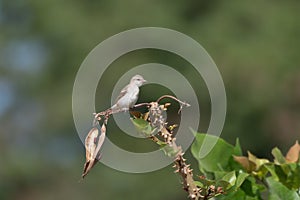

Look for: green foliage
[131,116,167,147]
[267,177,300,200]
[191,133,300,199]
[131,118,154,137]
[191,133,242,173]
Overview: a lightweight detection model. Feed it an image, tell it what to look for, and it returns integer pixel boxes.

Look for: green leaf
[247,151,258,165]
[197,176,215,187]
[191,133,235,172]
[233,138,243,156]
[287,163,300,189]
[274,164,288,183]
[240,176,265,198]
[131,118,153,136]
[194,181,204,188]
[216,189,247,200]
[247,151,269,169]
[253,165,269,180]
[264,164,279,180]
[217,180,231,190]
[245,196,261,200]
[272,147,286,164]
[255,159,270,169]
[214,171,227,180]
[235,172,249,189]
[268,193,281,200]
[221,171,236,189]
[270,163,300,190]
[131,118,148,128]
[229,138,246,171]
[267,177,300,200]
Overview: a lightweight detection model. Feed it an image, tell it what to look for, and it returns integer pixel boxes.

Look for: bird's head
[130,74,146,87]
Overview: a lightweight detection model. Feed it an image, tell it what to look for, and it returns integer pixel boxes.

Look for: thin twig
[156,95,191,107]
[94,103,150,122]
[133,102,151,108]
[156,95,190,113]
[93,108,128,121]
[94,95,188,121]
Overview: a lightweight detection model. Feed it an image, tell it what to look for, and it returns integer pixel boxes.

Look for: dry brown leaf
[233,156,256,172]
[285,140,300,163]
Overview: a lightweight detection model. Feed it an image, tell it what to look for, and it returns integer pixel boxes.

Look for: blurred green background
[1,0,299,199]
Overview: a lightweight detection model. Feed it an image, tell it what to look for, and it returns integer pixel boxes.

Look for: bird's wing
[115,84,129,103]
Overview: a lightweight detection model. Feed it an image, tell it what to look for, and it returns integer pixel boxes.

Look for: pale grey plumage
[111,75,146,111]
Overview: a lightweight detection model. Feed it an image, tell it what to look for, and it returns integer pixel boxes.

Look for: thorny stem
[174,154,202,200]
[148,135,162,144]
[147,102,203,200]
[166,140,202,199]
[159,124,220,200]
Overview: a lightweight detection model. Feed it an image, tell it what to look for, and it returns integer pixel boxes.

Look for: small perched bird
[110,74,146,112]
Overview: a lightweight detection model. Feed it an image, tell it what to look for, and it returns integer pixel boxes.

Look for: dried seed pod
[81,123,106,179]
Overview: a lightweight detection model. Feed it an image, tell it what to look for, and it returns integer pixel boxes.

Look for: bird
[110,74,146,112]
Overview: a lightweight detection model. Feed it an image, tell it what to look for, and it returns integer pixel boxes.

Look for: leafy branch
[81,95,223,200]
[81,94,300,200]
[191,134,300,200]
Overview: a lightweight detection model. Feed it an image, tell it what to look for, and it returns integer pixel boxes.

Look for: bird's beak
[143,79,147,83]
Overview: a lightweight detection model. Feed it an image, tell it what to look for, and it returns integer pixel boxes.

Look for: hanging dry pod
[81,123,106,179]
